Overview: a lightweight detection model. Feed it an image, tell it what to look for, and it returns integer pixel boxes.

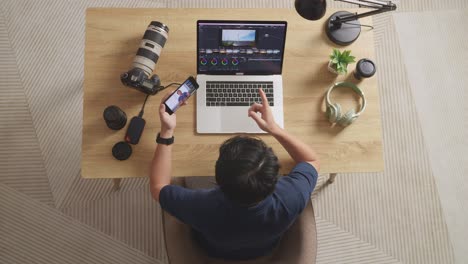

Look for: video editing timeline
[198,22,287,74]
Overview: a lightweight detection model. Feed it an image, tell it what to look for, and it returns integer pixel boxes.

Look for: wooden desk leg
[113,178,122,190]
[327,173,337,184]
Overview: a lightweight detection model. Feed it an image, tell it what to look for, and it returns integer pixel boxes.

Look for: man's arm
[248,89,320,170]
[149,92,180,202]
[149,127,174,202]
[270,128,320,170]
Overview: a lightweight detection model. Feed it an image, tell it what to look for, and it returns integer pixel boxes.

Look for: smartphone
[164,76,199,115]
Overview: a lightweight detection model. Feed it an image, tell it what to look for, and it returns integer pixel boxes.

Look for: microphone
[295,0,327,20]
[294,0,396,45]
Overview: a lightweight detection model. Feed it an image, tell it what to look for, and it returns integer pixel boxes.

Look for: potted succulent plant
[328,49,356,75]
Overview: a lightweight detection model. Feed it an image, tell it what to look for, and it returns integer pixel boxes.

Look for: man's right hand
[249,88,320,171]
[248,88,281,134]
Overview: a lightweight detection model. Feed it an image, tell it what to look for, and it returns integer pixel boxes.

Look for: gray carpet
[0,10,54,207]
[393,10,468,263]
[0,184,161,264]
[1,0,466,263]
[0,0,166,209]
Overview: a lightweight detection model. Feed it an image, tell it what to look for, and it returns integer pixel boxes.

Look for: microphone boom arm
[331,0,397,24]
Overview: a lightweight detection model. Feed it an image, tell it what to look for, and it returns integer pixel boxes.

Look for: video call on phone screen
[165,80,197,112]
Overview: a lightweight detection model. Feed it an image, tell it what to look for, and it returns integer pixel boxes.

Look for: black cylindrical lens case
[103,105,127,130]
[112,141,132,161]
[354,59,376,80]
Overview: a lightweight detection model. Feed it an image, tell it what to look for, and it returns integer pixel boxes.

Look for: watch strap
[156,133,174,145]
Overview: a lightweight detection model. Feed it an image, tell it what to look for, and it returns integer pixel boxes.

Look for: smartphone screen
[164,76,199,114]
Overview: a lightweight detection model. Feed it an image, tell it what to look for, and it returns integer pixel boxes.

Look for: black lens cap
[112,141,132,161]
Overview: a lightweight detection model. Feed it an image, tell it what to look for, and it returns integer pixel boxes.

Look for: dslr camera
[121,21,169,95]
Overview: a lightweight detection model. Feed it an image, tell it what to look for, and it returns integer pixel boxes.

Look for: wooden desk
[82,8,383,183]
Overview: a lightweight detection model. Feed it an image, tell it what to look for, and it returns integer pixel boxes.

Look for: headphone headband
[325,82,367,116]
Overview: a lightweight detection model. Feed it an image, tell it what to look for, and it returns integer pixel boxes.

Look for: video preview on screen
[221,29,256,47]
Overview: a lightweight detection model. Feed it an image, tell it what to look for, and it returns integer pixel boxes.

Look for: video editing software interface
[198,21,287,74]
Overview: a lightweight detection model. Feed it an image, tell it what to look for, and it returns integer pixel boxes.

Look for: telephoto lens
[133,21,169,76]
[121,21,169,95]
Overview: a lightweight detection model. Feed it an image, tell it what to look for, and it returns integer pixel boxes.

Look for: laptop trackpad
[219,107,264,133]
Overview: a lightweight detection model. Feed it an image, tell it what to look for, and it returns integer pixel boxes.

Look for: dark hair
[215,136,280,205]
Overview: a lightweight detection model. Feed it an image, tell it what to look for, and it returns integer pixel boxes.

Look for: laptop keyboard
[205,81,274,107]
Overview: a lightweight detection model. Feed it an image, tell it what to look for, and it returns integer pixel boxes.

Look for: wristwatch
[156,133,174,145]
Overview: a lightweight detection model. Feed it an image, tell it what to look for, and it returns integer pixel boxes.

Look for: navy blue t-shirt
[159,162,318,261]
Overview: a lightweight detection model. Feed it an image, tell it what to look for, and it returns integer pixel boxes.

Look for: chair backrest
[162,201,317,264]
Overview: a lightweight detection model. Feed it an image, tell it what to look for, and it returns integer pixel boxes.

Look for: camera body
[121,21,169,95]
[120,68,161,95]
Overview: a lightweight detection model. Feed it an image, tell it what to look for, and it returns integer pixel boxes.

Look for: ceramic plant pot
[328,60,345,75]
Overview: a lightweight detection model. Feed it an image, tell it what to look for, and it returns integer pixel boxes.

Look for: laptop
[196,20,287,133]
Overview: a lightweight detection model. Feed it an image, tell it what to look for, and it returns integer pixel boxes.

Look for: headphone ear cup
[325,104,335,123]
[333,103,342,123]
[337,110,357,127]
[326,103,341,123]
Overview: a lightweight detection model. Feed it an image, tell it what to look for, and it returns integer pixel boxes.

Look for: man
[150,88,320,261]
[176,89,189,104]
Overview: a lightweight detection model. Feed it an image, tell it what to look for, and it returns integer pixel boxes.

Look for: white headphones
[325,82,367,127]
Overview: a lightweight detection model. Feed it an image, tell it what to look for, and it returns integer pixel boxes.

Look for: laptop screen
[197,20,287,75]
